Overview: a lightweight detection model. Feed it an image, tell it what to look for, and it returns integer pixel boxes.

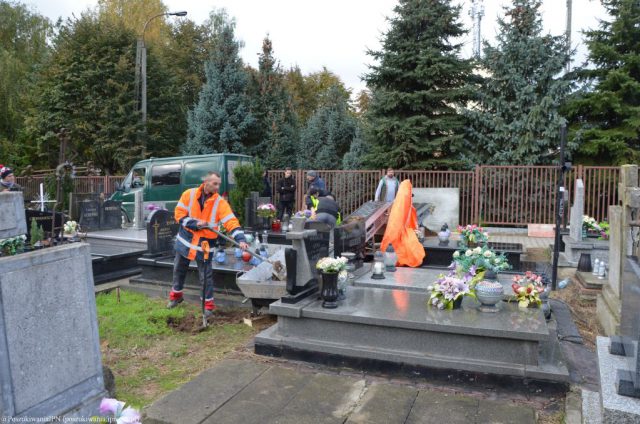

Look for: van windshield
[122,167,146,190]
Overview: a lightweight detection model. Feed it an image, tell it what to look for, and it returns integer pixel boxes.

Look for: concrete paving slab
[201,366,309,424]
[345,383,417,424]
[143,359,269,424]
[476,397,536,423]
[265,372,366,424]
[144,359,540,424]
[406,390,478,424]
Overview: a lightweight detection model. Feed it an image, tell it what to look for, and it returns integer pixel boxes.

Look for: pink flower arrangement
[257,203,277,218]
[511,271,545,308]
[99,398,141,424]
[457,224,489,246]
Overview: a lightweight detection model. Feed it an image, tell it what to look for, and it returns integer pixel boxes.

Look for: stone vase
[321,271,339,309]
[475,281,504,312]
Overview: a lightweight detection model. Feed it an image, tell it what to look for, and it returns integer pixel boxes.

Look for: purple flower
[100,398,124,415]
[99,398,141,424]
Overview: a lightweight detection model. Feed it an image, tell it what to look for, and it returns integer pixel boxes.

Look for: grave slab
[257,285,569,383]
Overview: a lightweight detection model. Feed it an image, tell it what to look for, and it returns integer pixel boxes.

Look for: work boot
[166,297,184,309]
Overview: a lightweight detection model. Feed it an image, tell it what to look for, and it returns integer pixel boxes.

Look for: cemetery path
[144,358,544,424]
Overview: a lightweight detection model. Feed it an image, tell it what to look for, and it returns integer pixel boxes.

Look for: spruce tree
[342,127,367,170]
[298,86,357,169]
[363,0,474,169]
[564,0,640,164]
[464,0,571,165]
[248,36,298,168]
[183,11,255,155]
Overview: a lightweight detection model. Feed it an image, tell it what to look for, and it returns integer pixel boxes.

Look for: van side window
[151,164,182,186]
[184,160,221,186]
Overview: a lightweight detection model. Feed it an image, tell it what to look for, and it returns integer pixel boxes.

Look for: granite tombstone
[146,209,179,256]
[79,199,100,231]
[25,210,65,240]
[100,200,122,230]
[333,218,365,268]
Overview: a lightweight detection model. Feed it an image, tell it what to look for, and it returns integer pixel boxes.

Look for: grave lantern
[371,250,385,279]
[384,244,397,272]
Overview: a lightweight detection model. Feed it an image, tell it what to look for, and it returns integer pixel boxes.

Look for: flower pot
[320,271,339,309]
[291,216,306,232]
[259,217,272,231]
[451,296,463,310]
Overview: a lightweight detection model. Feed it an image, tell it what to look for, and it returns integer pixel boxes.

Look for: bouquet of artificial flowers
[452,245,511,275]
[63,220,78,234]
[511,271,545,308]
[582,215,601,232]
[428,272,476,310]
[457,224,489,246]
[316,256,348,273]
[257,203,277,218]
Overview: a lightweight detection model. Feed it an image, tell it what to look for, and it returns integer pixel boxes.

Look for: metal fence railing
[17,166,620,226]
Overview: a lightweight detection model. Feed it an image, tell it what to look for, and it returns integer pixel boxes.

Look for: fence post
[473,166,481,225]
[577,164,583,181]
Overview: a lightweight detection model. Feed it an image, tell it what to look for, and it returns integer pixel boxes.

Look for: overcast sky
[26,0,608,95]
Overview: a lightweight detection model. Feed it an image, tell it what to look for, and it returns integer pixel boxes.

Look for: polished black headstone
[101,200,122,230]
[146,209,179,256]
[79,200,100,230]
[304,221,331,272]
[25,209,65,240]
[333,218,366,267]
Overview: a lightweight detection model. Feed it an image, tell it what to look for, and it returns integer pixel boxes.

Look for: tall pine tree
[464,0,571,165]
[564,0,640,164]
[183,10,255,155]
[363,0,474,169]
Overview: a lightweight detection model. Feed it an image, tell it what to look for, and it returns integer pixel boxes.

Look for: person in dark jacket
[309,188,341,229]
[260,171,272,200]
[277,168,295,220]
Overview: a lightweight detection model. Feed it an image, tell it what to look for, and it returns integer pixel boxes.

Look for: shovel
[204,226,287,281]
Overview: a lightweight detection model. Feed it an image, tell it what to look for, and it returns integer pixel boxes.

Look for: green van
[111,153,253,221]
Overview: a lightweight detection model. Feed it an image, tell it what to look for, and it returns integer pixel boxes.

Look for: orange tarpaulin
[381,179,425,267]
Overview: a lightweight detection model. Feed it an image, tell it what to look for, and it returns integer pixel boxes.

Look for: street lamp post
[135,11,187,157]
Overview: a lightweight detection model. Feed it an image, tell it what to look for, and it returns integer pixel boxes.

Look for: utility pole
[135,11,187,158]
[566,0,573,72]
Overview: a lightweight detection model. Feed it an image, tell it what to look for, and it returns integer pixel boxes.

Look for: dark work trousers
[171,252,214,302]
[278,200,294,220]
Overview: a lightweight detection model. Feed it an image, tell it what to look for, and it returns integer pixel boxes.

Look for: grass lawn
[96,289,260,409]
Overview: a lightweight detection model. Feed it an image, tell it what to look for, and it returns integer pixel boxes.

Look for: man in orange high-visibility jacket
[167,171,249,316]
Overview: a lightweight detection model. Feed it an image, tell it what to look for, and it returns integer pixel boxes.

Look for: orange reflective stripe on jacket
[381,179,425,267]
